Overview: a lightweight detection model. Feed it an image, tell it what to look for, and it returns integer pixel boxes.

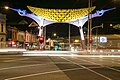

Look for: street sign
[100,37,107,43]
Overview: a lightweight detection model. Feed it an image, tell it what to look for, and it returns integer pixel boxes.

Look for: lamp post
[43,26,46,49]
[68,23,71,51]
[92,24,103,49]
[92,24,103,30]
[88,0,92,53]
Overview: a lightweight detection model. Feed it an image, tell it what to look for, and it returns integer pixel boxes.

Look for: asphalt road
[0,53,120,80]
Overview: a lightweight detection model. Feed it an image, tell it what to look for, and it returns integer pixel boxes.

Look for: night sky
[0,0,120,37]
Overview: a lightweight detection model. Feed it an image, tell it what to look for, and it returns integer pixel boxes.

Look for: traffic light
[89,37,92,43]
[55,44,59,50]
[39,36,44,43]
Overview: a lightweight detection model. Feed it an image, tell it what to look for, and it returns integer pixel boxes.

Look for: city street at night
[0,0,120,80]
[0,52,120,80]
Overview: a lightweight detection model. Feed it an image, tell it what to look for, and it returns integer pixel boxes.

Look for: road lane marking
[95,57,120,65]
[61,57,112,80]
[3,58,29,62]
[5,66,103,80]
[4,67,88,80]
[0,63,52,71]
[53,62,72,64]
[0,58,14,59]
[75,57,120,73]
[4,64,104,80]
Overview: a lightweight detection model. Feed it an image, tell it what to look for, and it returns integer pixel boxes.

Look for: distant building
[6,26,18,47]
[6,25,38,48]
[68,34,120,49]
[24,27,38,49]
[17,30,25,48]
[25,31,31,45]
[96,34,120,49]
[18,30,38,49]
[0,13,6,48]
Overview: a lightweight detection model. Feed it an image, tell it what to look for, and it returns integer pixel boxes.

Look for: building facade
[0,13,6,48]
[17,30,38,49]
[25,31,38,49]
[69,34,120,49]
[17,30,25,48]
[6,26,38,48]
[94,34,120,49]
[6,26,18,47]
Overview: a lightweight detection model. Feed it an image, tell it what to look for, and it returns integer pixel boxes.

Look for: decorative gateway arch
[7,6,115,50]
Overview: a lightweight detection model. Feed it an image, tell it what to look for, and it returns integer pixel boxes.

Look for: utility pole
[88,0,92,53]
[68,23,71,51]
[24,30,26,49]
[43,26,46,49]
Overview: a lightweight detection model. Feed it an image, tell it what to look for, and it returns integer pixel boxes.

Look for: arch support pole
[79,26,86,50]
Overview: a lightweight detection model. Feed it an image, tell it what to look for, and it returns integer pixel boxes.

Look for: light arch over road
[6,6,115,49]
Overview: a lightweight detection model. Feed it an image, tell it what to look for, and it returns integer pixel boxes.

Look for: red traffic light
[89,37,92,43]
[39,37,44,43]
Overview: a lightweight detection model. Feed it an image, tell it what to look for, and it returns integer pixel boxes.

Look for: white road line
[5,67,85,80]
[0,58,14,59]
[61,57,112,80]
[54,62,72,64]
[95,57,120,65]
[4,66,103,80]
[3,58,29,62]
[78,58,103,66]
[0,63,52,71]
[76,57,120,73]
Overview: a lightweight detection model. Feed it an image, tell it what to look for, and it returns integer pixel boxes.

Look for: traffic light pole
[43,26,46,49]
[79,26,86,50]
[88,0,92,54]
[68,23,71,51]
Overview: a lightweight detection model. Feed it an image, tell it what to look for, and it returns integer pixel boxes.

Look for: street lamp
[53,33,57,37]
[92,24,103,31]
[4,6,9,9]
[88,0,92,53]
[92,23,103,49]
